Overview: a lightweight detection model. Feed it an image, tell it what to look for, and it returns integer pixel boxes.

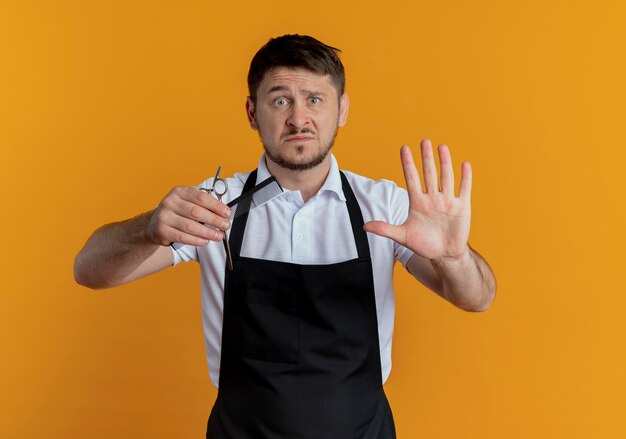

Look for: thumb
[363,221,406,246]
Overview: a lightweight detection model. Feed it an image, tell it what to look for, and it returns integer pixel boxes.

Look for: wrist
[431,245,472,269]
[127,210,159,246]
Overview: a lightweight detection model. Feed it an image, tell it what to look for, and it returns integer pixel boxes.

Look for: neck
[264,154,332,203]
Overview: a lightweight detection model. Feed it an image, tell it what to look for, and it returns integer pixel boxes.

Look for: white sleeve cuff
[170,242,198,265]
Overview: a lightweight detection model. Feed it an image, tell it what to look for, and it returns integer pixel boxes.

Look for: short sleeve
[170,243,199,265]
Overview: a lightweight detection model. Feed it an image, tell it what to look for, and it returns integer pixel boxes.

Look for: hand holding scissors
[200,165,233,271]
[146,165,231,255]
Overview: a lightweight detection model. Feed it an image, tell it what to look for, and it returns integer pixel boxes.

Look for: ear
[338,93,350,127]
[246,97,258,130]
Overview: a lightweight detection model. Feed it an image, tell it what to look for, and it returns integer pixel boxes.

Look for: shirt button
[297,234,303,240]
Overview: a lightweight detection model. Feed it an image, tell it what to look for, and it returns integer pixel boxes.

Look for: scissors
[200,165,233,271]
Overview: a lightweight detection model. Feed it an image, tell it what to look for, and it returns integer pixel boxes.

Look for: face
[246,67,349,171]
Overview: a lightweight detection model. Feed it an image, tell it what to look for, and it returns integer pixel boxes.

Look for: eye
[274,98,288,106]
[309,97,321,104]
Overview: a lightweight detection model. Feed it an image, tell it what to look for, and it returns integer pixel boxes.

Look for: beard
[262,126,339,171]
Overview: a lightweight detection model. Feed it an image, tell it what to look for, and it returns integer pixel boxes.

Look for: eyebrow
[267,85,327,96]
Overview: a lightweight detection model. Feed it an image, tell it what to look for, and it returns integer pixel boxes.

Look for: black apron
[206,170,396,439]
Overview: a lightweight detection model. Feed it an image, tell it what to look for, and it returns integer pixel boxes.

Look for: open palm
[364,139,472,261]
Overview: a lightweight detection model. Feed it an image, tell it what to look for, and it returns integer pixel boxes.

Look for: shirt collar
[256,153,346,201]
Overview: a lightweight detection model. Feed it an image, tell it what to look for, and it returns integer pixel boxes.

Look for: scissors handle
[212,179,228,198]
[200,166,232,270]
[200,186,226,200]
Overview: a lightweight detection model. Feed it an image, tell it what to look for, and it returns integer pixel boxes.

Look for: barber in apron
[206,170,396,438]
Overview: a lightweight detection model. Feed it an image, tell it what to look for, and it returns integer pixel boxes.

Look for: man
[75,34,496,439]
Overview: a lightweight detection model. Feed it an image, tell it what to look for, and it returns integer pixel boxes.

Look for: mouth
[284,135,315,142]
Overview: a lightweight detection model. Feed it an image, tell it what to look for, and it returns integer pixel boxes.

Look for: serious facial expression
[246,67,349,171]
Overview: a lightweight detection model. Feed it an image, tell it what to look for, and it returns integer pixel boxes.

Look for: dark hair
[247,34,345,102]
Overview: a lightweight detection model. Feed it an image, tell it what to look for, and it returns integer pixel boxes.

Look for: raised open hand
[364,139,472,261]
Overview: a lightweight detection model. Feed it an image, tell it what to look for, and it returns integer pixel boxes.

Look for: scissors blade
[213,164,231,270]
[223,234,233,271]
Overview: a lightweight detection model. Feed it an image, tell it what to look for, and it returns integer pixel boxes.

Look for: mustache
[282,128,315,138]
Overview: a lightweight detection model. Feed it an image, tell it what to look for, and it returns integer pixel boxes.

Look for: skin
[74,67,495,312]
[365,140,496,311]
[246,67,349,202]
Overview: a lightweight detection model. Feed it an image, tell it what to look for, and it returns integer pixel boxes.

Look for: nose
[286,102,310,129]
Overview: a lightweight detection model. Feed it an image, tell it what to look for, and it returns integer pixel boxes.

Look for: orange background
[2,1,625,437]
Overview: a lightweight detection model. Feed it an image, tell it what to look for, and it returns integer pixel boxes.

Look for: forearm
[430,244,496,312]
[74,211,166,289]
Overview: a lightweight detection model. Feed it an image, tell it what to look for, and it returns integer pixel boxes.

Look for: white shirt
[172,153,414,388]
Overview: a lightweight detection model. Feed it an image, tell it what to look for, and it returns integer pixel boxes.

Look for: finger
[400,145,423,200]
[363,221,407,247]
[154,195,230,243]
[164,187,231,227]
[167,214,226,242]
[172,199,231,231]
[176,187,232,218]
[420,139,438,194]
[162,224,222,246]
[459,161,472,201]
[438,144,454,195]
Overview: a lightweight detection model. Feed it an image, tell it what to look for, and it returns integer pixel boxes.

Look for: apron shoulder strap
[339,171,372,261]
[228,169,258,258]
